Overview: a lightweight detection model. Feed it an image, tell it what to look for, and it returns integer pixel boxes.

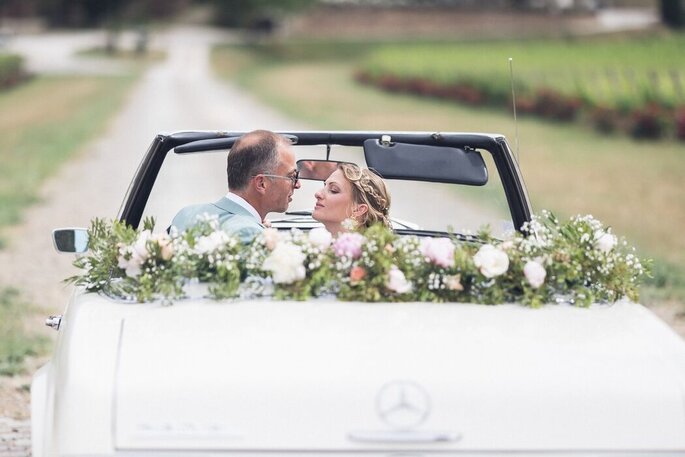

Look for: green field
[212,41,685,303]
[358,34,685,110]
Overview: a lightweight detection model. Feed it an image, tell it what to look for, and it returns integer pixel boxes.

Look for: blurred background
[0,0,684,434]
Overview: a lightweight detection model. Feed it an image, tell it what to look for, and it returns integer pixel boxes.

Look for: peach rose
[350,266,367,284]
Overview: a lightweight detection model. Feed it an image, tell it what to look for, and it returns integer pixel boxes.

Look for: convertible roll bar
[173,131,508,153]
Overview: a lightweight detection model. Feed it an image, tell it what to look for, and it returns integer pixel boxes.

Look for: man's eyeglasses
[254,170,300,187]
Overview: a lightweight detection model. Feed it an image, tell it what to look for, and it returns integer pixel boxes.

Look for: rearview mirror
[52,228,89,253]
[297,160,347,181]
[363,140,488,186]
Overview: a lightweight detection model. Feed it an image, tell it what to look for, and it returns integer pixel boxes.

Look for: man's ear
[253,175,268,195]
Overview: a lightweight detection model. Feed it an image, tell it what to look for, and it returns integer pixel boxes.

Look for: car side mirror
[52,228,89,253]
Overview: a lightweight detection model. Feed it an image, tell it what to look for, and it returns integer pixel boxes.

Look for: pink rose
[332,232,365,259]
[420,237,455,268]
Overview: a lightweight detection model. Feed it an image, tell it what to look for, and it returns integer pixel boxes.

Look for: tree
[4,0,187,28]
[210,0,317,29]
[661,0,684,28]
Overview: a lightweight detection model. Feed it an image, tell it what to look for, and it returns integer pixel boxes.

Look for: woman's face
[312,169,355,226]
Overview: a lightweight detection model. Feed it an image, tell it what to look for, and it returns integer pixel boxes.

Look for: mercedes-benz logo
[376,380,431,430]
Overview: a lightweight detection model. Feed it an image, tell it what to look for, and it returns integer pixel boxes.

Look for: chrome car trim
[44,315,62,331]
[347,429,461,443]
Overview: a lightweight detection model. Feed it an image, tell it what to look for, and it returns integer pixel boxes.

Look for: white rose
[117,246,144,277]
[523,260,546,289]
[118,248,144,277]
[151,232,174,260]
[160,240,174,261]
[132,230,152,260]
[386,266,412,294]
[308,227,332,249]
[262,242,306,284]
[117,231,151,278]
[123,261,142,277]
[195,230,230,255]
[594,231,617,253]
[263,228,280,250]
[473,244,509,278]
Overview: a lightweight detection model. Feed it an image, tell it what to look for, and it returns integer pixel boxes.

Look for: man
[171,130,300,242]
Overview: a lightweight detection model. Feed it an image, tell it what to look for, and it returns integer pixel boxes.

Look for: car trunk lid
[113,300,685,452]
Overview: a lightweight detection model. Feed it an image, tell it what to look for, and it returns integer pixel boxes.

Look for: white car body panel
[32,288,685,455]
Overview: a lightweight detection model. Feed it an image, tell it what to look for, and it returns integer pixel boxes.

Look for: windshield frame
[118,131,533,233]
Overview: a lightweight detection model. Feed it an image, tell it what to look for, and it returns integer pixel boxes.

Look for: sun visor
[363,139,488,186]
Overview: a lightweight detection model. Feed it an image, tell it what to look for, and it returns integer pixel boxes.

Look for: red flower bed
[628,104,668,139]
[532,89,583,122]
[441,82,485,105]
[356,69,685,142]
[406,77,440,97]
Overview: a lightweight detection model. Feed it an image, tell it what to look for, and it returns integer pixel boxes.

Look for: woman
[312,163,391,236]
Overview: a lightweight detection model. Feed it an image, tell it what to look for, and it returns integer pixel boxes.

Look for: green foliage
[69,218,185,302]
[0,53,26,90]
[0,288,49,376]
[641,259,685,303]
[247,227,333,300]
[176,217,242,299]
[228,40,376,62]
[68,213,648,307]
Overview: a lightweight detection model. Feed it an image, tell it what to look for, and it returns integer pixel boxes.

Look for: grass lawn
[0,288,49,376]
[0,74,136,244]
[212,44,685,303]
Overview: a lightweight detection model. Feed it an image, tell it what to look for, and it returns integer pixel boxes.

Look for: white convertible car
[33,131,685,456]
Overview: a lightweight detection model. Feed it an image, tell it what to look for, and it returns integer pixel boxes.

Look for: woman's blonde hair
[339,163,391,229]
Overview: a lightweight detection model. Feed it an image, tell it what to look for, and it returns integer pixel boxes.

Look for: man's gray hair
[226,130,289,190]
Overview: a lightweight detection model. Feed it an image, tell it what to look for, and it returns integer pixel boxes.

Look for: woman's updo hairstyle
[339,163,391,229]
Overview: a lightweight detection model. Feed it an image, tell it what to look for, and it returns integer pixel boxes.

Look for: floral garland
[67,211,648,307]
